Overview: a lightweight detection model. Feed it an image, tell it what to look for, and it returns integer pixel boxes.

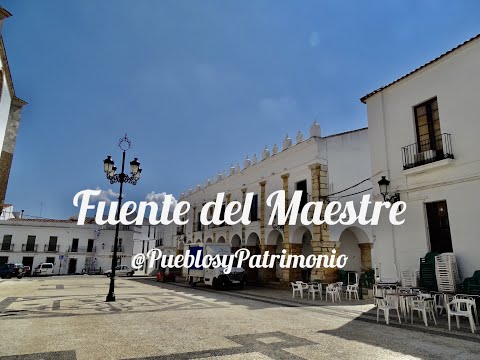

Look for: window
[46,257,55,264]
[48,236,58,252]
[87,239,94,252]
[0,256,8,265]
[71,238,79,252]
[296,180,308,210]
[250,194,258,221]
[414,98,442,153]
[197,212,202,231]
[1,235,12,251]
[26,236,36,251]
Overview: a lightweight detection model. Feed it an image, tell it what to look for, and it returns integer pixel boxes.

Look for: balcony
[44,244,60,252]
[102,224,133,231]
[22,244,38,252]
[0,243,13,251]
[67,246,95,253]
[402,133,454,170]
[111,245,124,252]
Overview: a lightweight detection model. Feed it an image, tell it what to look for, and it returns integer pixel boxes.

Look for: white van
[34,263,54,276]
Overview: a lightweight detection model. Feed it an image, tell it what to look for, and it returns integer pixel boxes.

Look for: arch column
[258,180,276,282]
[280,173,291,283]
[359,243,373,271]
[226,193,231,244]
[309,163,337,282]
[192,206,197,239]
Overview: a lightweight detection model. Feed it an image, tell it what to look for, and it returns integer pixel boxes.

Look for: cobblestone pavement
[0,276,479,360]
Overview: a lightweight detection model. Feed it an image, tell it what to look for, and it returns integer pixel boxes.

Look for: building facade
[0,217,157,274]
[176,123,374,284]
[0,7,27,210]
[363,34,480,281]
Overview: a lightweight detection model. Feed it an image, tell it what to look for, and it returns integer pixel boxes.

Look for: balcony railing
[68,246,96,253]
[102,224,133,231]
[44,244,60,252]
[22,244,38,252]
[0,243,13,251]
[402,133,454,170]
[111,245,124,252]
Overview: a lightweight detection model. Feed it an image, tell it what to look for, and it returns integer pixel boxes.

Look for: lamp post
[377,176,400,203]
[103,134,142,302]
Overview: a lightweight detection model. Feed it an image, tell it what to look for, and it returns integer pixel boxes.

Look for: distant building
[176,123,373,284]
[363,34,480,281]
[0,7,27,211]
[0,216,157,274]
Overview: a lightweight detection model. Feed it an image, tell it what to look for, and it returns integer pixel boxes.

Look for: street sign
[59,255,64,260]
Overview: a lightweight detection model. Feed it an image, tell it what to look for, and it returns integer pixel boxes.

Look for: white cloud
[309,31,320,48]
[91,188,119,204]
[145,191,178,212]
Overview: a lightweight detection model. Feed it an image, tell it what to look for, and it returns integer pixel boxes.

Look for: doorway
[68,258,77,274]
[426,200,453,253]
[22,256,34,269]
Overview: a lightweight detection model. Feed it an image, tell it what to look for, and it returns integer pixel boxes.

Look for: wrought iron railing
[402,133,453,170]
[44,244,60,252]
[22,244,38,252]
[0,243,13,251]
[111,245,124,252]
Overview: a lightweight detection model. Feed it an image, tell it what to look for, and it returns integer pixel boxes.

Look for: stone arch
[217,236,226,243]
[196,239,201,243]
[231,234,241,253]
[266,230,284,281]
[266,229,283,247]
[292,226,313,282]
[246,232,260,247]
[206,238,213,243]
[338,226,372,274]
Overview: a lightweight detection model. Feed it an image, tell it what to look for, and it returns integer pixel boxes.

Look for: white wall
[366,37,480,279]
[177,129,374,258]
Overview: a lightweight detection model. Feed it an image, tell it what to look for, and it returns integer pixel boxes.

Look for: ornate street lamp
[377,176,400,203]
[104,134,142,302]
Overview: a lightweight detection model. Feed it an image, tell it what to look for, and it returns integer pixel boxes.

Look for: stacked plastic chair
[401,270,419,288]
[435,253,460,293]
[463,271,480,295]
[420,252,438,291]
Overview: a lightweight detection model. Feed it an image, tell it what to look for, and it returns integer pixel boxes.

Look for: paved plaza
[0,276,479,359]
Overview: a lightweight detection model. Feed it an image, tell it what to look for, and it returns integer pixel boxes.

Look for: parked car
[23,266,31,277]
[0,263,24,279]
[156,268,180,283]
[104,265,135,277]
[34,263,55,276]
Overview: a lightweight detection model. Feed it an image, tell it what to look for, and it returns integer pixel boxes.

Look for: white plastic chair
[377,295,402,325]
[411,296,437,327]
[336,282,344,299]
[307,283,322,300]
[291,282,303,299]
[346,283,359,300]
[447,298,477,333]
[454,294,479,326]
[295,281,308,295]
[326,284,341,303]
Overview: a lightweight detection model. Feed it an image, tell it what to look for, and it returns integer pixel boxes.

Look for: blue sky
[2,0,479,219]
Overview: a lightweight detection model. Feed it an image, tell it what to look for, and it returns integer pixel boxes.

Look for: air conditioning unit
[414,149,436,163]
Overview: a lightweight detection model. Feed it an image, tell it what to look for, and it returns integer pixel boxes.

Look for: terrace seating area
[373,283,478,333]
